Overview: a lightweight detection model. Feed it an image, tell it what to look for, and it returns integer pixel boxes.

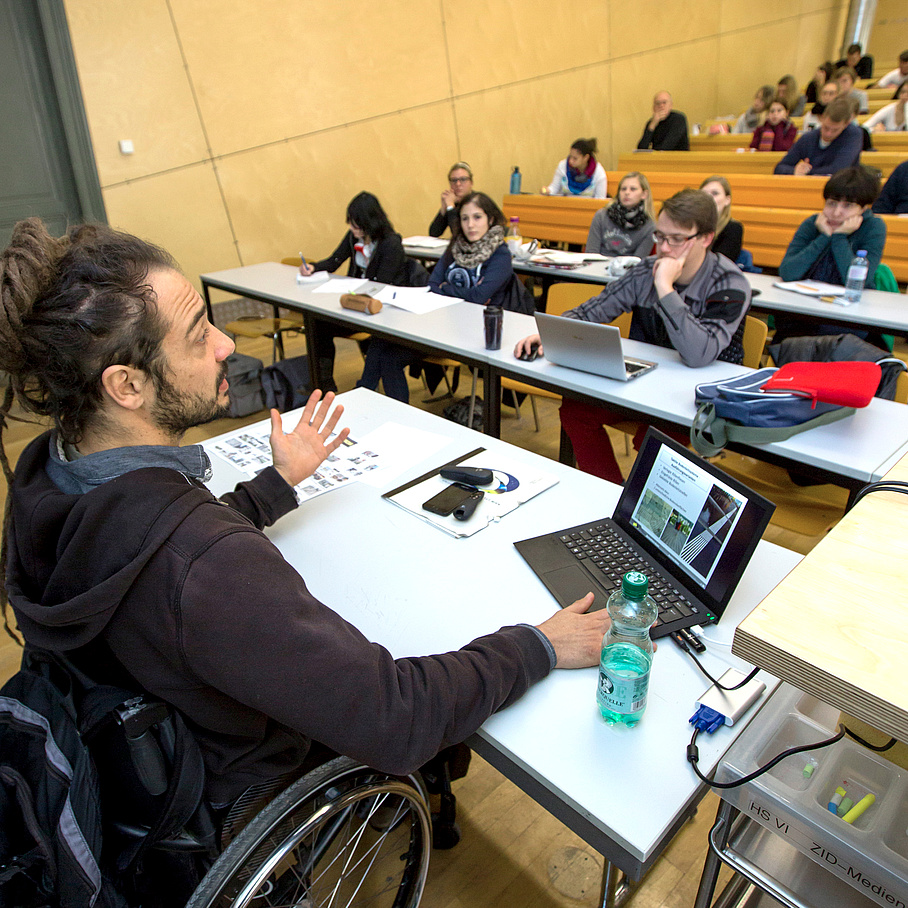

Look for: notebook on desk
[535,311,657,381]
[514,428,774,639]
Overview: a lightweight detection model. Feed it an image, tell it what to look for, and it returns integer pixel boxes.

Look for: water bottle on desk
[509,166,522,195]
[596,571,658,726]
[505,217,522,257]
[843,250,868,304]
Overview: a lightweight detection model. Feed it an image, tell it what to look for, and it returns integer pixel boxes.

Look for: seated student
[805,62,834,105]
[873,159,908,214]
[700,176,743,262]
[862,81,908,133]
[802,80,839,130]
[514,189,750,485]
[429,162,473,237]
[733,85,774,134]
[636,91,690,151]
[835,66,869,114]
[360,193,515,403]
[543,138,607,198]
[585,172,655,257]
[776,75,806,117]
[872,50,908,89]
[774,98,862,175]
[750,98,797,151]
[300,192,408,392]
[835,44,873,81]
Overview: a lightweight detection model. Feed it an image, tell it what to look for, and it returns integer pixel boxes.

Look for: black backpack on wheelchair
[1,644,433,907]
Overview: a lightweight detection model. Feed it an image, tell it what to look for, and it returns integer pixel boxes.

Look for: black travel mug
[484,305,503,350]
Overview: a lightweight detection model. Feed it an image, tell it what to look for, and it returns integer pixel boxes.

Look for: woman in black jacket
[700,176,743,263]
[300,192,408,391]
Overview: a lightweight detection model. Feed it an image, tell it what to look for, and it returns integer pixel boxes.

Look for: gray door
[0,0,102,248]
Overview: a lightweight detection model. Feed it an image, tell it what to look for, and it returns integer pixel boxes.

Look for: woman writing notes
[585,172,655,257]
[299,192,408,392]
[543,138,607,198]
[862,82,908,133]
[358,193,516,403]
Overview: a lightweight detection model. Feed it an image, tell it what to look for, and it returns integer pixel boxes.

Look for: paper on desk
[205,422,388,502]
[374,286,461,314]
[311,276,368,294]
[403,235,449,249]
[384,451,558,538]
[772,280,845,297]
[343,421,452,487]
[531,250,607,265]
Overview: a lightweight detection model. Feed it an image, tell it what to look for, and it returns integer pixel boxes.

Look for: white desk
[202,388,800,891]
[199,263,908,494]
[748,273,908,335]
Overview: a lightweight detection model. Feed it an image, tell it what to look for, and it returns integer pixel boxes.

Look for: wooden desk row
[502,190,908,281]
[691,132,908,153]
[616,150,908,178]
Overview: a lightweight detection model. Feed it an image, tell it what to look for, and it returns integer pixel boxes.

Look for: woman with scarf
[543,138,607,198]
[358,192,514,403]
[585,172,655,257]
[732,85,774,134]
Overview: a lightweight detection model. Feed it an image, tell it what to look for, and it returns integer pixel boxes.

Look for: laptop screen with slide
[514,428,774,638]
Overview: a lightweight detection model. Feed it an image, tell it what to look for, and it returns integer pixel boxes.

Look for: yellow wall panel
[869,1,908,66]
[455,66,611,202]
[64,0,208,185]
[609,1,715,60]
[167,0,450,156]
[217,104,459,266]
[720,0,800,34]
[444,0,609,96]
[102,164,239,285]
[793,10,849,85]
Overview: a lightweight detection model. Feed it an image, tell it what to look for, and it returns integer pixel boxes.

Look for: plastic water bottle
[843,250,868,304]
[596,571,658,726]
[509,166,522,195]
[505,217,522,257]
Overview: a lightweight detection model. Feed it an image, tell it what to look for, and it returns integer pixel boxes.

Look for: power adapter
[696,669,765,727]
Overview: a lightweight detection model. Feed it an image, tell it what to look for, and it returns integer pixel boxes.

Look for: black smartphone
[422,482,475,517]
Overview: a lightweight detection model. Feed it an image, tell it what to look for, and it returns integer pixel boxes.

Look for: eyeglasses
[653,230,700,247]
[449,176,472,184]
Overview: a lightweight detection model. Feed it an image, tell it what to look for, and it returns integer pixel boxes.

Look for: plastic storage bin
[714,685,908,908]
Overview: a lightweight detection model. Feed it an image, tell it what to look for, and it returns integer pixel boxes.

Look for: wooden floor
[0,325,876,907]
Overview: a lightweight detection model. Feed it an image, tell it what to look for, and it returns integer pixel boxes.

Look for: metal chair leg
[529,395,541,432]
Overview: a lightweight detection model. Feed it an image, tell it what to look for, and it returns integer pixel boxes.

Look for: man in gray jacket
[515,189,751,484]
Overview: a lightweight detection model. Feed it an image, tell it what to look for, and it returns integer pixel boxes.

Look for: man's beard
[151,362,230,437]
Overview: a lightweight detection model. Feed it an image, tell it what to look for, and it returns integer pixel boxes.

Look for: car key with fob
[439,466,493,486]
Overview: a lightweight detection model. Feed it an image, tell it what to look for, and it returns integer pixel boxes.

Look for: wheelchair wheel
[186,756,431,908]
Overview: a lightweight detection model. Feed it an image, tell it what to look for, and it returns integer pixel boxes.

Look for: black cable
[843,725,898,752]
[681,647,760,690]
[846,480,908,513]
[687,725,845,789]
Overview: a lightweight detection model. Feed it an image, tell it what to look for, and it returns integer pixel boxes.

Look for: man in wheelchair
[0,220,610,906]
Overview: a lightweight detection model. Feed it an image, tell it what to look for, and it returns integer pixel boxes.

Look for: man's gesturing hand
[270,390,351,488]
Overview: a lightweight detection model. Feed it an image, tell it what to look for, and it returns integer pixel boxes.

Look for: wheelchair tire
[185,756,431,908]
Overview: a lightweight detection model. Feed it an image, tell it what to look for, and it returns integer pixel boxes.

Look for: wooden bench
[690,133,908,153]
[501,192,908,282]
[617,150,908,178]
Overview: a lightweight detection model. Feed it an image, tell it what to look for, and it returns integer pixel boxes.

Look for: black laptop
[514,428,775,639]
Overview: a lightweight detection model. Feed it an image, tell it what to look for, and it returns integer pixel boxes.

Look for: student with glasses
[429,162,474,237]
[514,190,750,485]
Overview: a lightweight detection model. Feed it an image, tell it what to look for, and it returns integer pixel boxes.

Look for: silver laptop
[535,312,656,381]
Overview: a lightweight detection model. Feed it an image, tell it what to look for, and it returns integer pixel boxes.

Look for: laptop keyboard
[559,522,696,627]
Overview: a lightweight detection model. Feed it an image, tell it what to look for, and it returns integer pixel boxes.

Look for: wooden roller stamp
[340,293,382,314]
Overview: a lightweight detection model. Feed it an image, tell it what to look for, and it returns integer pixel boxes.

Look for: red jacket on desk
[750,119,797,152]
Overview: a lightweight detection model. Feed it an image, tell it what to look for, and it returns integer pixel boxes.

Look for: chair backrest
[609,311,632,338]
[874,262,899,293]
[281,256,302,266]
[545,282,603,317]
[742,315,768,369]
[896,372,908,405]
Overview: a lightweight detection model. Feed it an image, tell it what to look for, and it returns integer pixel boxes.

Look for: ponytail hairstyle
[570,137,598,159]
[0,218,175,640]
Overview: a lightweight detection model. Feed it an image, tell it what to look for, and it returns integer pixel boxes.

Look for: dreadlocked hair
[0,217,176,643]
